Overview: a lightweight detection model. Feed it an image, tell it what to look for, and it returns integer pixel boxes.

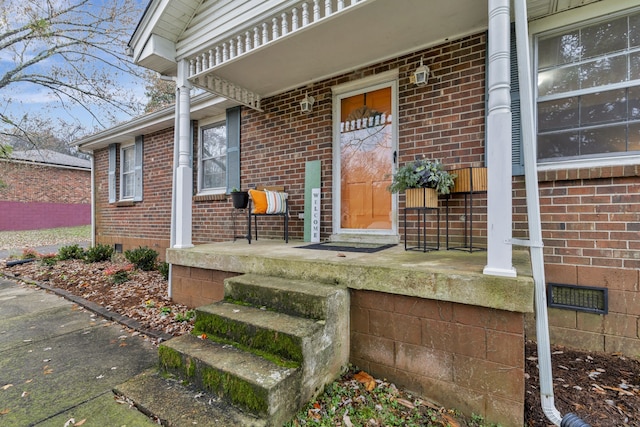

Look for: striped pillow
[265,190,287,214]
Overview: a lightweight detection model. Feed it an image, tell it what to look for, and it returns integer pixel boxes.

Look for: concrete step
[224,273,342,320]
[194,301,324,365]
[114,368,268,427]
[159,334,301,425]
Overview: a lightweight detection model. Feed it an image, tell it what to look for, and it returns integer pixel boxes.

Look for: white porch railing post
[174,59,194,249]
[483,0,516,277]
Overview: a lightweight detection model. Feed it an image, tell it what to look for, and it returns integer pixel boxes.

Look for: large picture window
[536,11,640,161]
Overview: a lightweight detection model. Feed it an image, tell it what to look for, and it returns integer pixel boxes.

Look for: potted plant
[388,158,455,208]
[230,187,249,209]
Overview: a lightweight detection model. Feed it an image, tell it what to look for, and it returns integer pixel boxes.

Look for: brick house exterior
[77,1,640,424]
[0,150,91,231]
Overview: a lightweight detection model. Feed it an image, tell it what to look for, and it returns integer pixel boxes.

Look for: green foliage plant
[84,244,114,263]
[40,253,57,266]
[21,248,39,259]
[388,158,456,195]
[158,261,170,280]
[57,244,85,260]
[124,246,158,271]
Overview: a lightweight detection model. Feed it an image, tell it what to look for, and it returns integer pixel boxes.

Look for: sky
[0,0,150,139]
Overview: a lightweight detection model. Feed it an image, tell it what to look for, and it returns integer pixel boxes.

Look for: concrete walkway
[0,278,158,426]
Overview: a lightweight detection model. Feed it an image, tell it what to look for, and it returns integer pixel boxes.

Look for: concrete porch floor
[167,240,534,314]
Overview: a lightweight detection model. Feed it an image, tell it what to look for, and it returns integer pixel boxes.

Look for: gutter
[513,1,589,426]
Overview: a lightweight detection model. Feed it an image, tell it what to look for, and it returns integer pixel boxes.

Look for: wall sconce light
[413,58,430,86]
[300,93,315,113]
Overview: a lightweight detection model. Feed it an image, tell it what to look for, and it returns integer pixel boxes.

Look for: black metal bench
[247,186,289,244]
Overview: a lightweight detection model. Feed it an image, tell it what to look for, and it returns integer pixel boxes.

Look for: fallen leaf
[442,413,461,427]
[21,391,28,398]
[1,384,13,391]
[1,408,10,415]
[74,419,87,426]
[64,418,75,427]
[396,398,414,409]
[343,413,353,427]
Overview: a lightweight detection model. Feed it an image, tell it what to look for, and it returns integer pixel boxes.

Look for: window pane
[122,147,134,173]
[538,97,579,131]
[631,13,640,47]
[629,86,640,119]
[581,17,627,59]
[581,89,627,126]
[202,126,226,160]
[203,156,226,189]
[629,122,640,151]
[581,125,627,155]
[123,174,134,198]
[538,131,580,160]
[538,32,581,68]
[581,55,627,88]
[538,65,580,96]
[631,51,640,80]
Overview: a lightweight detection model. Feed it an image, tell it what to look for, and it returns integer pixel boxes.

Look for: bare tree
[143,71,176,113]
[0,0,146,150]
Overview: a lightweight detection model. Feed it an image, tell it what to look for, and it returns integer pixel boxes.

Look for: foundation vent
[547,283,608,314]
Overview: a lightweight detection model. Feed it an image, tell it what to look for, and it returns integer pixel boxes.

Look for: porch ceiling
[188,0,490,99]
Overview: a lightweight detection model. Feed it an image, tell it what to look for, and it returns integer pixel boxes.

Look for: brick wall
[517,166,640,356]
[350,289,524,427]
[0,161,90,230]
[93,128,174,256]
[170,265,238,307]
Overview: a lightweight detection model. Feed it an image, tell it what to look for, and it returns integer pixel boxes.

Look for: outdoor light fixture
[413,58,430,85]
[300,93,315,113]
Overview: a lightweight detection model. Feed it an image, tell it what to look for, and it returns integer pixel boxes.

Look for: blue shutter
[134,136,143,201]
[226,106,241,192]
[108,144,116,203]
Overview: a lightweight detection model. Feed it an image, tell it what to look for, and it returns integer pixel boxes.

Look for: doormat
[296,242,396,253]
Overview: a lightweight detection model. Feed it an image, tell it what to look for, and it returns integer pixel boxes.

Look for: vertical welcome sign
[304,160,321,242]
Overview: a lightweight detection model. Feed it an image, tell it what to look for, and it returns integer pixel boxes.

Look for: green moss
[192,327,300,369]
[199,367,268,415]
[186,357,196,378]
[159,345,182,370]
[194,313,303,364]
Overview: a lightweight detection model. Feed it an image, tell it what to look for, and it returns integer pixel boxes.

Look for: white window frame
[197,115,227,195]
[120,144,135,200]
[531,2,640,171]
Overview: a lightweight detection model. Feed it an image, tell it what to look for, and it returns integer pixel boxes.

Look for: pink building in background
[0,150,91,231]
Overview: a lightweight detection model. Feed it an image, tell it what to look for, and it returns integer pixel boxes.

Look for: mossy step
[224,273,342,320]
[159,334,301,422]
[115,369,268,427]
[195,302,324,364]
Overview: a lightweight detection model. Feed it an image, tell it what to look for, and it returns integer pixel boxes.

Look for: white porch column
[174,59,194,249]
[483,0,516,277]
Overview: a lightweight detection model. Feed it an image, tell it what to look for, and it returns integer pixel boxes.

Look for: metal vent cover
[547,283,608,314]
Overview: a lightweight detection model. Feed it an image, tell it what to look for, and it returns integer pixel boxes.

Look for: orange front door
[339,87,393,230]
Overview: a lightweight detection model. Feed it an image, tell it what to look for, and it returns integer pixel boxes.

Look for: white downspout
[513,2,589,426]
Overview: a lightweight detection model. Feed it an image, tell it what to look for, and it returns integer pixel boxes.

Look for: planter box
[405,187,437,208]
[451,167,487,193]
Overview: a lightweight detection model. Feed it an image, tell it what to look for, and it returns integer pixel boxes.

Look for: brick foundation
[170,265,238,307]
[350,289,524,427]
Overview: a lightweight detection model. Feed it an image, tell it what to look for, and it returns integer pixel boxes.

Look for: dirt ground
[2,258,640,426]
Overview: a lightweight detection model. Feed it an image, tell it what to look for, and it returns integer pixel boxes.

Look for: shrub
[158,262,170,280]
[40,253,57,266]
[84,244,114,263]
[22,248,39,259]
[104,264,134,284]
[124,246,158,271]
[57,244,85,260]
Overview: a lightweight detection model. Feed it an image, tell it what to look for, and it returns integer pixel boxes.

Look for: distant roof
[8,150,91,170]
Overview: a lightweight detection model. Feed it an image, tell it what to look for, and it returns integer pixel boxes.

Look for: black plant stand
[232,207,248,241]
[404,206,440,252]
